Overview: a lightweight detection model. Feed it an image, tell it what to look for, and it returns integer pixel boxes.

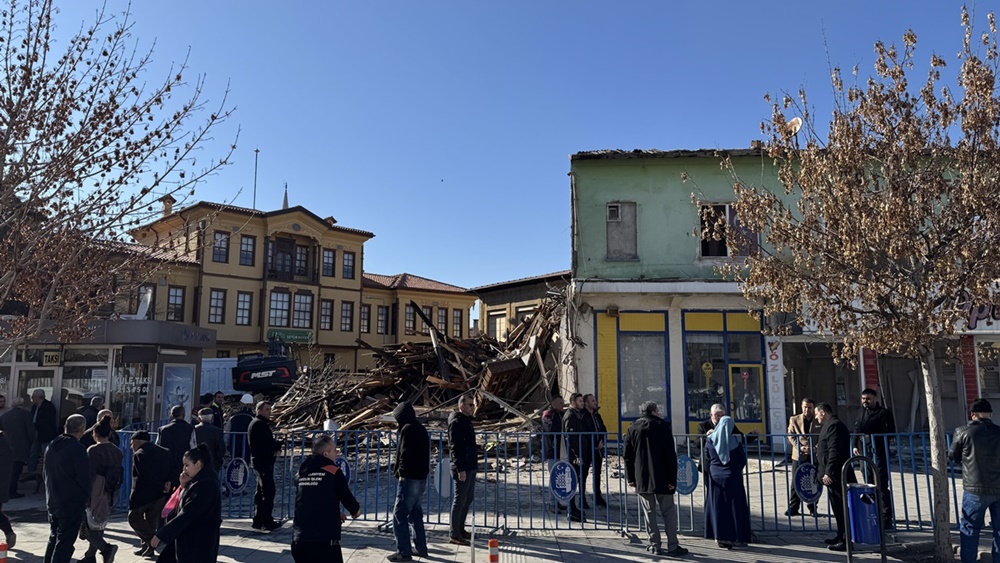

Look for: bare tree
[707,8,1000,560]
[0,0,235,349]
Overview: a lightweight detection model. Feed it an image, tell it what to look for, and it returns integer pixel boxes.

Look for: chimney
[160,194,177,217]
[750,139,763,150]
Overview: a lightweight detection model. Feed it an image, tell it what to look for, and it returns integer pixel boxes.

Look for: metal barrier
[109,426,964,535]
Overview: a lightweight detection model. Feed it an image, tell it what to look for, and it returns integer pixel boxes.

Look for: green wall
[571,154,781,280]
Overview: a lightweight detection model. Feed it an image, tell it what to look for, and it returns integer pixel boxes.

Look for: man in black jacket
[157,405,197,488]
[292,435,361,563]
[1,398,34,499]
[195,408,227,474]
[28,389,58,475]
[584,394,608,507]
[815,402,856,552]
[389,402,430,562]
[563,392,594,520]
[249,401,282,530]
[226,394,255,460]
[448,392,477,546]
[42,414,90,563]
[211,391,226,430]
[853,387,896,529]
[128,431,173,557]
[950,398,1000,563]
[624,401,688,557]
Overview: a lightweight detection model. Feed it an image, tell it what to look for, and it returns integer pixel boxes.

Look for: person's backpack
[104,464,124,495]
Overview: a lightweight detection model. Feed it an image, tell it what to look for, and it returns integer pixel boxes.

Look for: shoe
[415,549,429,557]
[8,493,23,499]
[783,508,800,516]
[823,536,842,545]
[5,531,15,549]
[133,545,149,556]
[807,505,817,516]
[101,544,118,563]
[828,542,846,552]
[647,545,662,555]
[388,554,413,562]
[461,530,472,540]
[595,496,607,507]
[717,541,732,549]
[77,556,97,563]
[262,520,282,531]
[449,537,470,546]
[251,521,265,530]
[733,542,748,548]
[665,546,689,557]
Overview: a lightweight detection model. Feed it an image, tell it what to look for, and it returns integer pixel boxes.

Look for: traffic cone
[0,540,7,563]
[488,538,499,563]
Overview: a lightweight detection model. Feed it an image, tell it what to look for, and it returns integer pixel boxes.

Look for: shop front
[0,320,216,427]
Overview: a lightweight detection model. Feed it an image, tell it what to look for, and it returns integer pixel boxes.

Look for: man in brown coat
[785,398,818,516]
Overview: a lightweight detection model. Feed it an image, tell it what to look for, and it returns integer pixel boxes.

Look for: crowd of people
[2,384,1000,561]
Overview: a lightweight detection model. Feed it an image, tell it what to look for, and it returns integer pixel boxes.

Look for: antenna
[252,147,260,210]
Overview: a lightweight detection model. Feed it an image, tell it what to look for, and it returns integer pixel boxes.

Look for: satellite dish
[786,117,803,136]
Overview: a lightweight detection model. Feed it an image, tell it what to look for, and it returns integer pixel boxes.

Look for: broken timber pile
[272,290,566,433]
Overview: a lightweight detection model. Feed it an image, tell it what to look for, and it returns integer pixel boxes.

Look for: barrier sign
[793,462,823,504]
[334,456,351,483]
[224,458,251,494]
[675,455,699,495]
[549,460,578,502]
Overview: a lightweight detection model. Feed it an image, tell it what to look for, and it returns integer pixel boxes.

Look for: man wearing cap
[950,398,1000,563]
[127,431,173,557]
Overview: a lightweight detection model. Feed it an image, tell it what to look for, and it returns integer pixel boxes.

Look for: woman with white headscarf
[704,416,752,549]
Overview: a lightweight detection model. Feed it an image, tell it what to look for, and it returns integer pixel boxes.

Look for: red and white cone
[488,538,499,563]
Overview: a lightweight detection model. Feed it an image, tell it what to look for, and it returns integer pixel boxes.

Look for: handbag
[161,486,182,519]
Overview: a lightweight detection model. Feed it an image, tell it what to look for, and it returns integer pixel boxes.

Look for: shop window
[619,333,668,419]
[62,349,110,363]
[60,365,110,422]
[110,353,151,426]
[685,332,726,423]
[606,201,638,260]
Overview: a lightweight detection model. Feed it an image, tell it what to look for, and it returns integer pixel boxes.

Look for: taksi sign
[41,350,61,367]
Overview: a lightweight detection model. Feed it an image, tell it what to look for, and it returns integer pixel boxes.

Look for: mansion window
[166,286,185,322]
[208,289,226,324]
[239,235,256,266]
[341,301,354,332]
[319,300,334,331]
[452,309,463,338]
[322,248,335,277]
[421,306,432,335]
[437,308,447,333]
[404,305,416,335]
[342,251,356,279]
[360,304,371,333]
[236,291,253,326]
[269,291,290,327]
[377,305,388,334]
[294,245,309,276]
[292,293,313,329]
[212,231,229,263]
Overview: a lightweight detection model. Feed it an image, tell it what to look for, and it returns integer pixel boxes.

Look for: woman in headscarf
[704,415,752,549]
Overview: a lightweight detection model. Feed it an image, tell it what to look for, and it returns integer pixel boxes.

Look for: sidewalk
[5,510,919,563]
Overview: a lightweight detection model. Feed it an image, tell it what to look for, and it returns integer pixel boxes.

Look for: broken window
[700,204,758,258]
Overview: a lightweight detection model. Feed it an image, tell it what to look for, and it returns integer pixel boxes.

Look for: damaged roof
[571,148,763,161]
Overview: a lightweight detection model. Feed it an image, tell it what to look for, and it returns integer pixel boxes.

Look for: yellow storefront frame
[727,363,767,437]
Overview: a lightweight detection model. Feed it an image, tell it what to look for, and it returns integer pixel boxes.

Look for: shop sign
[41,350,61,367]
[267,329,313,344]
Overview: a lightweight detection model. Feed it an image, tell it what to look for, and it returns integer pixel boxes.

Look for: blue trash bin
[847,483,881,544]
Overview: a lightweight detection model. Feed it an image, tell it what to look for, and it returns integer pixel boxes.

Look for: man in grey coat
[0,398,34,499]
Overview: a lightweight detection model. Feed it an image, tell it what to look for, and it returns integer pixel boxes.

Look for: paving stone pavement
[3,506,922,563]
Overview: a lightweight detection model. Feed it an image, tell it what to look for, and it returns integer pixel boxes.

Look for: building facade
[470,271,570,342]
[568,149,972,444]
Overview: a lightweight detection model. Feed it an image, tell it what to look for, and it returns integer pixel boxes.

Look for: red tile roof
[363,273,467,294]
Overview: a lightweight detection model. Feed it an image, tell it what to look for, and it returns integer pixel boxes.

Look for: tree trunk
[919,350,952,562]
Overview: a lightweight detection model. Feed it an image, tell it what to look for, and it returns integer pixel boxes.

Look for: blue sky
[55,1,968,289]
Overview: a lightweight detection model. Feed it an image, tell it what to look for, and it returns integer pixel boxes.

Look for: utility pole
[252,147,260,210]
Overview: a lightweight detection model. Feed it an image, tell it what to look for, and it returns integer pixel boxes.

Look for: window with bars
[405,305,415,335]
[212,231,229,263]
[343,251,355,279]
[236,291,253,326]
[269,291,290,327]
[239,235,256,266]
[208,289,226,324]
[377,305,388,334]
[452,309,463,338]
[437,308,447,333]
[292,294,313,328]
[294,245,309,276]
[360,304,371,333]
[322,248,335,277]
[341,301,354,331]
[166,286,185,322]
[320,300,334,330]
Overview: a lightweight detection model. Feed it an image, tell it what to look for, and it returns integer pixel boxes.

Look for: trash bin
[847,483,881,545]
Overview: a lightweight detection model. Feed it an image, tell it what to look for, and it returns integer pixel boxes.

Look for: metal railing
[109,428,964,534]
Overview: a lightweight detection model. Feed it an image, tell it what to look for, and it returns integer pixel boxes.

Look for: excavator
[232,334,299,392]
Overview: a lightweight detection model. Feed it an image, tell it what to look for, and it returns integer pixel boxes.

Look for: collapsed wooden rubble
[271,290,566,433]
